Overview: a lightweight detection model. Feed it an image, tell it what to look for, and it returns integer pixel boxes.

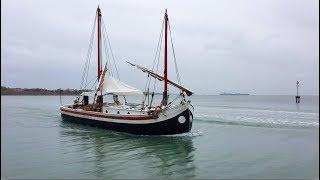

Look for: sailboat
[60,7,194,135]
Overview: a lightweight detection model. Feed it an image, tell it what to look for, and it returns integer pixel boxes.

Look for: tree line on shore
[1,86,89,96]
[1,86,167,96]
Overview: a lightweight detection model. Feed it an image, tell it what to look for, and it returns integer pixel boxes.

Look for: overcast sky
[1,0,319,95]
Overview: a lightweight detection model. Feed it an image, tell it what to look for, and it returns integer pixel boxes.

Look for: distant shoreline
[0,86,163,96]
[1,94,77,96]
[1,86,318,96]
[1,86,85,96]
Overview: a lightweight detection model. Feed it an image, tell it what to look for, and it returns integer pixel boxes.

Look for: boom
[127,61,193,96]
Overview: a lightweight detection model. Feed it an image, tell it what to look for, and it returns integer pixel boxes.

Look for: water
[1,95,319,179]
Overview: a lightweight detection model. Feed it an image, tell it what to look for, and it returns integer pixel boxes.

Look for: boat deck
[67,102,156,116]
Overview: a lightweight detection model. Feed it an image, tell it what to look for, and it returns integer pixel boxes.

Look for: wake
[194,116,319,129]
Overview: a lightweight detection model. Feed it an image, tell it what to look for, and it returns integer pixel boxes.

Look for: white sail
[100,75,143,95]
[82,75,142,96]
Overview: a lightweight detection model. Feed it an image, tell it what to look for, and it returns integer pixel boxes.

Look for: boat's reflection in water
[59,121,196,178]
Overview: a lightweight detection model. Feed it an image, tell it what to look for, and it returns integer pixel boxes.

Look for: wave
[194,116,319,129]
[104,129,204,138]
[192,105,319,129]
[193,104,319,114]
[161,130,203,137]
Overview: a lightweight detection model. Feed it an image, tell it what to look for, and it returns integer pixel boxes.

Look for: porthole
[127,112,130,114]
[178,116,186,123]
[105,110,108,113]
[117,111,120,114]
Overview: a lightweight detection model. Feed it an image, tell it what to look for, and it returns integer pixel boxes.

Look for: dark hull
[61,109,193,135]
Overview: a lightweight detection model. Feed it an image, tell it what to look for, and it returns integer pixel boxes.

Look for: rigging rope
[151,19,164,97]
[168,20,182,85]
[148,14,184,107]
[82,18,96,89]
[102,18,120,79]
[148,29,163,108]
[101,18,113,77]
[142,18,164,107]
[100,20,109,75]
[80,13,97,90]
[82,76,98,91]
[76,10,185,107]
[101,17,127,103]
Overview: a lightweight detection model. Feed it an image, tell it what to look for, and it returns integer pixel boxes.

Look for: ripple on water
[194,106,319,129]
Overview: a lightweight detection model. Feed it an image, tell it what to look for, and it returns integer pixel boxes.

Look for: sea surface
[1,95,319,179]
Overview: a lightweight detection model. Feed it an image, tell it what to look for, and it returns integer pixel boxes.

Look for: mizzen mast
[162,9,169,106]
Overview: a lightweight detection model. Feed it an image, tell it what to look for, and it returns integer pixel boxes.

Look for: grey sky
[1,0,319,95]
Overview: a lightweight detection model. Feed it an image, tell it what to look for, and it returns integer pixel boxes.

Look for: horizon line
[1,85,319,96]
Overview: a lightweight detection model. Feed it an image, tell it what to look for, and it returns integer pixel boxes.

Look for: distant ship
[219,93,250,95]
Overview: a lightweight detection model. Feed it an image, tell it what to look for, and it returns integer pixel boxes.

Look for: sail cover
[81,71,142,96]
[99,75,143,95]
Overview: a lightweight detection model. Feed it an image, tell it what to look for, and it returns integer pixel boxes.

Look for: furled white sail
[81,69,143,96]
[99,75,143,95]
[81,75,143,96]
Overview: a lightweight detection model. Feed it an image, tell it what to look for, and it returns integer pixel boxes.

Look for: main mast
[162,9,168,106]
[97,7,102,80]
[96,6,103,104]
